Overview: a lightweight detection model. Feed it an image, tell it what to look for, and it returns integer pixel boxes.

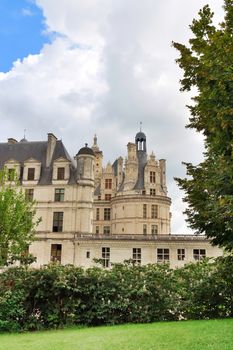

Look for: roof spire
[140,121,142,132]
[92,134,99,151]
[20,129,28,143]
[94,134,97,146]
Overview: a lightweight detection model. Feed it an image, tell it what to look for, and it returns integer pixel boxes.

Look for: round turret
[77,143,95,156]
[76,143,95,183]
[135,131,147,153]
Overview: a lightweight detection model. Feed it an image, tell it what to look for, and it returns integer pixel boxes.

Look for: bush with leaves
[0,258,232,332]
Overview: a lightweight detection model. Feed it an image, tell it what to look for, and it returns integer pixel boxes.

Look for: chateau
[0,131,222,268]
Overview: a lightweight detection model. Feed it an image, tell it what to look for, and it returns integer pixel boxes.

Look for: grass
[0,319,232,350]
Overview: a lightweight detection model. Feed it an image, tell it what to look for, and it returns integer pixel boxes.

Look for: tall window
[25,189,34,201]
[151,224,158,235]
[104,208,111,220]
[143,204,147,218]
[157,248,169,262]
[96,226,99,235]
[105,179,112,189]
[105,194,112,201]
[143,224,147,235]
[103,226,111,235]
[177,249,185,261]
[28,168,35,180]
[132,248,141,265]
[96,208,100,221]
[193,249,206,261]
[151,205,158,219]
[150,188,156,196]
[150,171,156,183]
[51,244,62,263]
[102,247,110,267]
[57,167,65,180]
[54,188,65,202]
[53,212,63,232]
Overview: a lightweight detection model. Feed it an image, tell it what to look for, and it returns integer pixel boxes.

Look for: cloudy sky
[0,0,225,234]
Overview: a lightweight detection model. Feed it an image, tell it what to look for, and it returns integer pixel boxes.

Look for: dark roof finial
[20,128,28,143]
[85,143,88,147]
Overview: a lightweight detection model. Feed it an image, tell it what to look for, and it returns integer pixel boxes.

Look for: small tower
[76,143,95,182]
[134,130,147,190]
[75,144,95,233]
[124,142,138,191]
[91,134,103,188]
[135,131,147,153]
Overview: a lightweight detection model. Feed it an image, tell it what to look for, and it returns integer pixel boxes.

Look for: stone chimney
[159,159,167,194]
[46,133,57,167]
[7,138,18,144]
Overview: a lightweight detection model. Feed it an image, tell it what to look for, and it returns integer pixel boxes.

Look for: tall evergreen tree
[173,0,233,250]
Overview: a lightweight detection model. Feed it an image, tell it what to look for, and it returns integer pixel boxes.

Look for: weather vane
[24,129,26,139]
[140,121,142,132]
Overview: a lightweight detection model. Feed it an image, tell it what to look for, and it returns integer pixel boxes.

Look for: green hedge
[0,257,232,332]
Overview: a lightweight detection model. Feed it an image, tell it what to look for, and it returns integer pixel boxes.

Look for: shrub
[0,257,232,332]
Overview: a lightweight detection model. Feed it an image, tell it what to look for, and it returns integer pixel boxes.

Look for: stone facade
[0,131,223,268]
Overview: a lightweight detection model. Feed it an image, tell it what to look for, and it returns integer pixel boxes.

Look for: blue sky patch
[0,0,50,72]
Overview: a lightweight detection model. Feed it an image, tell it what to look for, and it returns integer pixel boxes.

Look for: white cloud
[0,0,225,233]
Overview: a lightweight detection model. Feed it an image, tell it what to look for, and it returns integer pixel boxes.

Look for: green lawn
[0,319,232,350]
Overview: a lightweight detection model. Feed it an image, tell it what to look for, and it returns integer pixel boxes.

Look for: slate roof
[77,146,95,156]
[0,139,75,185]
[135,131,146,141]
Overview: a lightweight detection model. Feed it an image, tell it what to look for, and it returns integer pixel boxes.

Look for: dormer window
[150,171,156,183]
[105,179,112,189]
[57,167,65,180]
[4,160,20,180]
[52,158,70,184]
[28,168,35,180]
[23,158,41,184]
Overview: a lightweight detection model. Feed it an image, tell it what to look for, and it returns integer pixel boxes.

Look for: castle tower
[75,144,95,233]
[134,130,147,190]
[91,134,103,188]
[124,142,138,191]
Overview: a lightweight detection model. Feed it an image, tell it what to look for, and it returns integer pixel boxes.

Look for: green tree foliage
[0,169,40,266]
[172,0,233,250]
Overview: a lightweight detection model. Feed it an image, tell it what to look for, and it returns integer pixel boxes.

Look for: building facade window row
[24,187,65,202]
[94,224,159,236]
[6,166,67,181]
[49,245,207,265]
